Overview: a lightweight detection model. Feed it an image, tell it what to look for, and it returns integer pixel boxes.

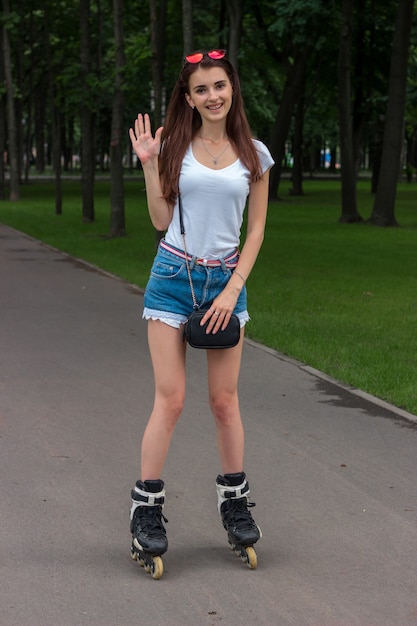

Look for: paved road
[1,223,416,626]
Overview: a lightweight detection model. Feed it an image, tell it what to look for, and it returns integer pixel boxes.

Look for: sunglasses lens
[207,49,226,60]
[185,52,204,63]
[185,49,227,63]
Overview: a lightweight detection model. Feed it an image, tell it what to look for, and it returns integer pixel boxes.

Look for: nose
[207,88,218,100]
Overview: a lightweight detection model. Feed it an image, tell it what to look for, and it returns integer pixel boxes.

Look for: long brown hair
[159,55,262,206]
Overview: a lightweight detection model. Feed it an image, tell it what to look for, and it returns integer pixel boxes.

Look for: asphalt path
[1,223,416,626]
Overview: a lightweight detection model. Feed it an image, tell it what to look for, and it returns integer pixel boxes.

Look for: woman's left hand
[200,292,238,334]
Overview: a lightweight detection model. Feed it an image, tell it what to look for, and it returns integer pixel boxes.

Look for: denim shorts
[143,242,249,329]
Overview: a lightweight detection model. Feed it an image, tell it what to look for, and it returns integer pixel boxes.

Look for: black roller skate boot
[130,479,168,580]
[216,472,262,569]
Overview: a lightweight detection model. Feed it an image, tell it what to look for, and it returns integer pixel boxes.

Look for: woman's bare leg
[140,320,187,480]
[206,329,245,474]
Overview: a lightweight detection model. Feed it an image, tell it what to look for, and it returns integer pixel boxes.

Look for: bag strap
[178,193,199,310]
[178,192,185,235]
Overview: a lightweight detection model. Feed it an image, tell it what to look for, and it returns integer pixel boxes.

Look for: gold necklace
[199,134,230,165]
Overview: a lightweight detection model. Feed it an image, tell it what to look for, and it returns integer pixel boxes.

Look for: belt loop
[190,256,196,270]
[220,258,227,272]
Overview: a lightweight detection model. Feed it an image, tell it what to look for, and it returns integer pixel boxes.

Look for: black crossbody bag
[178,194,240,349]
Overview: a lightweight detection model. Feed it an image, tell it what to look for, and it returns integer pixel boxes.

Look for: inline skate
[130,479,168,580]
[216,472,262,569]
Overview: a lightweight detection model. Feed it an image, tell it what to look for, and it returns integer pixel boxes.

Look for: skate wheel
[130,545,137,561]
[151,556,163,580]
[244,546,257,570]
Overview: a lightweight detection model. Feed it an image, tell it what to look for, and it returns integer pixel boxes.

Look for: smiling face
[185,66,233,124]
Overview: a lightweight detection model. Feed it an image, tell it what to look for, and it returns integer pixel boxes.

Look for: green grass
[1,177,417,415]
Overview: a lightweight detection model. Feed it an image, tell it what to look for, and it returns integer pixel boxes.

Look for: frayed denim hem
[142,308,187,329]
[142,307,250,329]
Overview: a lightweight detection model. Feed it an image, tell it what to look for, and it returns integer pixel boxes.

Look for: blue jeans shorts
[143,242,250,329]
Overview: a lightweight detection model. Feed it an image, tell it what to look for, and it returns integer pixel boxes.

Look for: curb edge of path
[245,338,417,426]
[5,223,417,428]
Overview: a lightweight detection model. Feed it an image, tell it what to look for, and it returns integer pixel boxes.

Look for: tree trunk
[43,0,62,214]
[405,130,416,181]
[338,0,362,223]
[53,106,62,215]
[227,0,243,70]
[0,23,6,199]
[370,0,414,226]
[290,89,305,196]
[109,0,126,238]
[15,13,24,185]
[24,8,35,183]
[2,0,20,201]
[182,0,193,53]
[150,0,167,247]
[80,0,95,223]
[34,78,46,173]
[24,85,32,183]
[269,47,310,200]
[351,0,368,174]
[149,0,167,128]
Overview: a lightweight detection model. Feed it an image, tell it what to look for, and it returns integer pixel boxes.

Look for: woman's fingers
[144,113,152,133]
[129,113,163,162]
[201,308,231,334]
[137,113,146,136]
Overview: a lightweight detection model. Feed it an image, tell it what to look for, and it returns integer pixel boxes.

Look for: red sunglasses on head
[185,49,227,64]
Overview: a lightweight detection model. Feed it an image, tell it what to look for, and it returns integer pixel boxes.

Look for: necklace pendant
[200,133,229,166]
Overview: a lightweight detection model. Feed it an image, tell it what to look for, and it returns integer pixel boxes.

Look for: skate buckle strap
[217,481,250,501]
[133,492,165,506]
[132,484,166,507]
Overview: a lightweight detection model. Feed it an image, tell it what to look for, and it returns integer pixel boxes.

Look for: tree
[31,4,49,176]
[405,44,417,181]
[370,0,414,226]
[0,22,6,199]
[182,0,193,53]
[290,86,305,196]
[226,0,243,70]
[338,0,363,223]
[3,0,416,236]
[80,0,95,223]
[43,1,63,214]
[109,0,126,237]
[269,46,311,199]
[149,0,167,129]
[2,0,19,201]
[149,0,167,246]
[254,0,332,199]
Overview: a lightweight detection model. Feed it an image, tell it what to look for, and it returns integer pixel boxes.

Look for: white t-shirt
[164,139,274,259]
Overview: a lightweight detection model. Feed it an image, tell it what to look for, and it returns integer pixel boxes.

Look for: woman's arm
[230,172,270,288]
[203,170,271,332]
[129,113,173,231]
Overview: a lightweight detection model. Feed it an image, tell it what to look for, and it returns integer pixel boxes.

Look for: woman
[129,49,274,578]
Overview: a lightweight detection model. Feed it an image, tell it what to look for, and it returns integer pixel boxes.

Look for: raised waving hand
[129,113,163,166]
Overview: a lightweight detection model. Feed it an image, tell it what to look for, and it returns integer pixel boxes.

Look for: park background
[1,1,417,414]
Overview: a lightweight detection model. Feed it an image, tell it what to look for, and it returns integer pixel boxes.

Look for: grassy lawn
[1,177,417,415]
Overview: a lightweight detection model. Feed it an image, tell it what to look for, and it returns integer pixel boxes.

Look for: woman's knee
[209,390,239,424]
[154,388,185,424]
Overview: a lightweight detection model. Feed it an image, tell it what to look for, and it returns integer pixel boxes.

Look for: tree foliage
[1,0,416,228]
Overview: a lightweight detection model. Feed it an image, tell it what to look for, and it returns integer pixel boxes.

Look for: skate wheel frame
[130,542,164,580]
[229,542,258,569]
